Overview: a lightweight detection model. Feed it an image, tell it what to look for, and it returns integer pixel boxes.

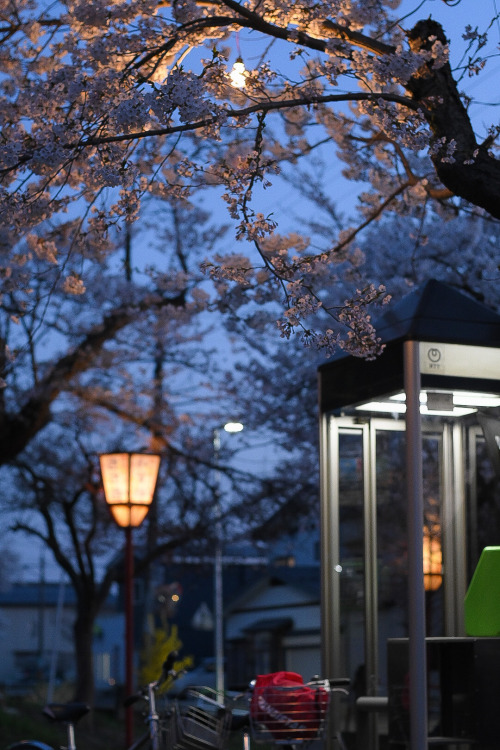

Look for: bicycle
[5,660,348,750]
[5,651,180,750]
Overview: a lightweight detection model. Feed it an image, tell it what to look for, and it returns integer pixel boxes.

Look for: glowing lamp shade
[423,525,443,592]
[100,453,161,528]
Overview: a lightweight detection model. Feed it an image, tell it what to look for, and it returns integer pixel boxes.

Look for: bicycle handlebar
[123,649,180,707]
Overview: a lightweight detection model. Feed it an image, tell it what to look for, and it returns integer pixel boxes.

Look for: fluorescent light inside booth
[355,390,500,417]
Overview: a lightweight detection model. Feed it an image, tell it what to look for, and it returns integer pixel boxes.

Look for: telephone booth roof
[318,280,500,414]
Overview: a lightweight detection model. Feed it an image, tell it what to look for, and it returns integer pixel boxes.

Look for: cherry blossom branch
[217,0,393,56]
[0,92,418,183]
[307,180,413,267]
[321,18,394,56]
[346,130,454,201]
[128,16,245,72]
[76,91,419,146]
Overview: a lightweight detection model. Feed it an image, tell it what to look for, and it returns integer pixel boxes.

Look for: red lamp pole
[124,525,134,747]
[99,452,161,750]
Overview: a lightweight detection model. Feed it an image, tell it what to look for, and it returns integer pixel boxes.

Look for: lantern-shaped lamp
[423,524,443,592]
[99,452,161,528]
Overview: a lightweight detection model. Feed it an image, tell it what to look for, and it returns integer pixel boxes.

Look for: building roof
[0,582,77,607]
[0,581,119,610]
[226,566,321,614]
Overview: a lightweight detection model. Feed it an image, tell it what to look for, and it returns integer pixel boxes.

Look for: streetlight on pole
[213,422,243,697]
[99,452,161,748]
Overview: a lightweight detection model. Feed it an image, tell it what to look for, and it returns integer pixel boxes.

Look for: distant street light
[99,452,161,748]
[223,422,244,433]
[213,422,243,696]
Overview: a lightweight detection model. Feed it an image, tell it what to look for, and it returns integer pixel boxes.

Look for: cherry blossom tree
[1,0,499,358]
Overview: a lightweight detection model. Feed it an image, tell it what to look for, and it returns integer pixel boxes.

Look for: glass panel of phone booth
[338,428,366,707]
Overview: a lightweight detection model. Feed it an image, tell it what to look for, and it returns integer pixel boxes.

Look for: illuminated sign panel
[420,343,500,380]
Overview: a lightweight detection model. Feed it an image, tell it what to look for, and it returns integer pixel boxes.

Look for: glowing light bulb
[230,58,247,88]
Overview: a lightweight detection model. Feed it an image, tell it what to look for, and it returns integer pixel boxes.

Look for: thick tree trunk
[73,603,98,705]
[407,19,500,220]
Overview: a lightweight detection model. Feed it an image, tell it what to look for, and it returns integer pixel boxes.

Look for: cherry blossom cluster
[337,285,390,359]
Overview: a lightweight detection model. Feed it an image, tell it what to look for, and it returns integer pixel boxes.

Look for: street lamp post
[99,452,161,748]
[213,422,243,696]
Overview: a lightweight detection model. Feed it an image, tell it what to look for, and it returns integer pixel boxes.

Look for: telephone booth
[318,280,500,749]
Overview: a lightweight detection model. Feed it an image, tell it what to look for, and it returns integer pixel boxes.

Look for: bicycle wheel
[7,743,55,750]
